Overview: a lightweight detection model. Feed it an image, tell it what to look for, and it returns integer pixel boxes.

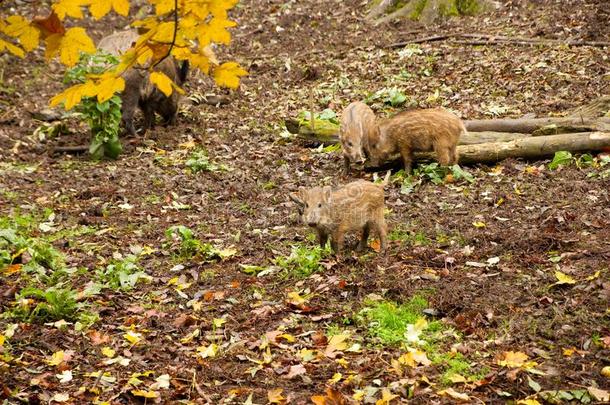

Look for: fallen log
[365,132,610,168]
[287,120,530,146]
[464,117,610,133]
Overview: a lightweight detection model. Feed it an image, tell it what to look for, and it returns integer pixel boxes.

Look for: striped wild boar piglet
[290,173,390,254]
[98,30,189,136]
[369,108,465,173]
[340,101,379,172]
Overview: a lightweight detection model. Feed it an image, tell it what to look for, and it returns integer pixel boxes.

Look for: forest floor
[1,0,609,404]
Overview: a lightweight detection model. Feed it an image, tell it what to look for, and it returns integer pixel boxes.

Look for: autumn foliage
[0,0,247,109]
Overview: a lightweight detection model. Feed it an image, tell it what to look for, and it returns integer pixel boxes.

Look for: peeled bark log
[367,0,397,20]
[366,132,610,168]
[464,117,610,133]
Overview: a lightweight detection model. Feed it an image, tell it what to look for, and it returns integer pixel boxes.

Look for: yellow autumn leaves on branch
[0,0,247,109]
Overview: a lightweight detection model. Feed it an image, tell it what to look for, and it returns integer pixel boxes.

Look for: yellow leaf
[95,74,125,103]
[151,22,182,45]
[398,348,431,368]
[131,390,159,399]
[353,390,366,401]
[150,71,173,97]
[562,347,575,357]
[212,318,226,328]
[267,388,285,404]
[50,81,97,110]
[208,17,237,44]
[278,333,295,343]
[298,348,316,362]
[602,366,610,377]
[324,334,349,358]
[59,27,95,66]
[376,388,398,405]
[516,400,541,405]
[553,271,576,286]
[44,33,62,59]
[46,350,65,366]
[3,16,40,52]
[498,351,529,368]
[287,291,306,306]
[0,38,25,58]
[101,347,115,358]
[438,388,470,401]
[52,0,87,20]
[196,343,218,359]
[213,62,247,89]
[0,335,5,345]
[472,221,486,228]
[328,372,342,384]
[209,0,239,18]
[150,0,176,16]
[447,373,467,383]
[88,0,130,19]
[123,331,142,345]
[586,270,600,281]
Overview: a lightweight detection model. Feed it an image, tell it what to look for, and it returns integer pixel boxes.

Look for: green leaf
[528,376,541,392]
[548,151,573,170]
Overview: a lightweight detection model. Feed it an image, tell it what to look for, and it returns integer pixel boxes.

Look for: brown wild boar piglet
[290,172,390,254]
[340,101,379,172]
[368,108,465,173]
[98,30,189,136]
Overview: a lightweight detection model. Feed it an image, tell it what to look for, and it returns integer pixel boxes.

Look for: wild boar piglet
[290,173,390,254]
[98,30,189,136]
[368,108,465,173]
[340,101,379,172]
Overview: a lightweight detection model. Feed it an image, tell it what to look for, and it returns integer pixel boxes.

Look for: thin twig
[387,34,453,48]
[152,0,179,69]
[387,32,610,48]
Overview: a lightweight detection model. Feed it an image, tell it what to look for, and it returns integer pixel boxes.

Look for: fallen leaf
[131,389,159,399]
[438,388,469,401]
[52,393,70,402]
[285,364,306,379]
[498,351,529,368]
[602,366,610,377]
[588,387,609,402]
[376,388,398,405]
[56,370,72,383]
[101,347,116,358]
[324,334,349,358]
[46,351,65,366]
[267,388,285,404]
[123,331,142,345]
[311,387,346,405]
[553,271,576,286]
[196,343,218,359]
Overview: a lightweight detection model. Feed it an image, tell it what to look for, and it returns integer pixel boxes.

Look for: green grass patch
[388,225,430,246]
[273,244,329,279]
[429,351,488,386]
[357,295,443,346]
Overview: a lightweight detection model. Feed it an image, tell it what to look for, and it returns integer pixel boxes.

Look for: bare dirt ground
[1,0,609,404]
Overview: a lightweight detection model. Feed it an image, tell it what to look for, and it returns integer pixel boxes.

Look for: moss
[409,0,429,19]
[456,0,481,15]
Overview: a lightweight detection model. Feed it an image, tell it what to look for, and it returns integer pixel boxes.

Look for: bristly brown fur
[340,101,380,172]
[369,108,465,173]
[98,30,188,136]
[290,179,388,254]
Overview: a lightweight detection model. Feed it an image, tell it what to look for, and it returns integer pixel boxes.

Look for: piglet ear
[322,186,333,203]
[289,191,304,206]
